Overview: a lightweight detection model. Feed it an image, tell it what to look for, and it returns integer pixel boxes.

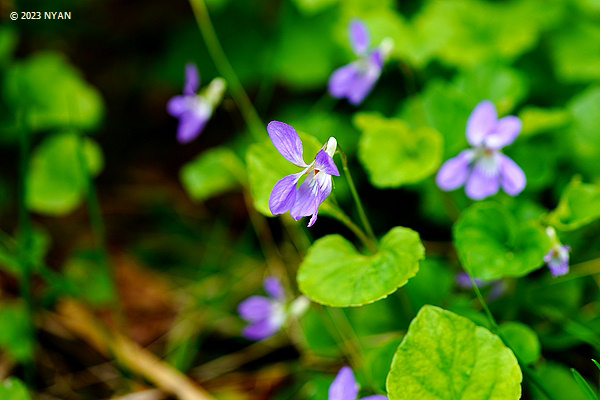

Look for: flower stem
[338,149,377,243]
[470,276,559,400]
[188,0,264,141]
[322,202,377,253]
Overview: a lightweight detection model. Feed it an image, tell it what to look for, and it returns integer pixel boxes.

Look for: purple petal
[315,150,340,176]
[498,154,526,196]
[455,272,488,288]
[347,63,381,106]
[167,96,189,117]
[467,101,497,147]
[484,116,522,149]
[350,19,369,55]
[329,64,360,99]
[488,281,507,301]
[238,296,273,322]
[184,63,200,95]
[329,366,359,400]
[243,318,279,340]
[267,121,307,167]
[360,396,388,400]
[370,49,384,69]
[465,164,500,200]
[177,112,208,143]
[290,176,319,223]
[269,172,302,215]
[264,277,285,301]
[436,150,474,191]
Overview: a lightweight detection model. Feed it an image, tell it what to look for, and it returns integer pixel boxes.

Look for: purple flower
[436,101,526,200]
[329,367,388,400]
[545,245,571,277]
[268,121,340,227]
[167,63,226,143]
[455,272,506,301]
[238,277,310,340]
[328,19,391,106]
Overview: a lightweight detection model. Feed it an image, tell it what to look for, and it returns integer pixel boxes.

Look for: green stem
[322,202,377,253]
[470,277,560,400]
[17,109,35,384]
[326,308,363,370]
[338,149,376,243]
[189,0,264,141]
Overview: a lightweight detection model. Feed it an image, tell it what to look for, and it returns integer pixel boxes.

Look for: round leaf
[386,305,522,400]
[356,113,443,187]
[453,202,550,280]
[297,226,424,307]
[499,322,541,365]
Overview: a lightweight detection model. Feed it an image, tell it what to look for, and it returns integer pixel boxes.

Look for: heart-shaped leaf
[246,132,322,216]
[356,113,443,187]
[386,305,522,400]
[297,226,424,307]
[453,201,551,280]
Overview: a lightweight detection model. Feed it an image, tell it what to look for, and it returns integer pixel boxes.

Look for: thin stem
[326,308,362,370]
[321,202,377,253]
[17,109,35,384]
[189,0,264,141]
[338,149,377,243]
[470,277,560,400]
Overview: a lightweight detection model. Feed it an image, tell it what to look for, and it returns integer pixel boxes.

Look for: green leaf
[297,226,424,307]
[0,27,17,66]
[531,363,590,400]
[291,0,339,15]
[453,202,551,280]
[0,378,32,400]
[567,87,600,176]
[593,359,600,370]
[63,250,116,306]
[0,302,34,362]
[499,322,541,365]
[519,106,570,136]
[365,337,403,393]
[26,132,103,216]
[355,113,443,187]
[3,52,104,132]
[0,227,50,276]
[547,177,600,231]
[300,308,341,358]
[180,147,245,201]
[550,20,600,82]
[246,132,322,216]
[386,305,522,400]
[571,368,598,400]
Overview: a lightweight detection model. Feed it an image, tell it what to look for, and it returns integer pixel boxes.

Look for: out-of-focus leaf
[571,368,598,400]
[404,258,454,310]
[453,202,551,280]
[547,177,600,231]
[180,147,245,201]
[355,113,443,187]
[3,52,104,133]
[291,0,339,15]
[550,20,600,83]
[0,227,50,276]
[26,132,103,215]
[508,136,558,191]
[297,227,424,307]
[0,27,17,66]
[365,337,402,393]
[499,321,541,365]
[246,132,322,216]
[299,308,341,358]
[386,305,522,400]
[0,302,34,362]
[0,378,32,400]
[566,86,600,176]
[63,251,115,306]
[519,106,570,136]
[531,363,590,400]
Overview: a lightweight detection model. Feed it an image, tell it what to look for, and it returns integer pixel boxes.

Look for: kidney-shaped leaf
[356,113,443,188]
[297,226,424,307]
[548,177,600,231]
[453,202,550,280]
[387,305,522,400]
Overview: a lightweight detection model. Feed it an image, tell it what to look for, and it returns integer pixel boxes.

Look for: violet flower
[436,100,526,200]
[329,367,388,400]
[167,63,226,143]
[268,121,339,227]
[328,19,392,106]
[544,227,570,277]
[238,277,309,340]
[455,272,506,302]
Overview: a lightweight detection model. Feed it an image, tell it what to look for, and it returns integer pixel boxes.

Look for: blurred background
[1,0,600,398]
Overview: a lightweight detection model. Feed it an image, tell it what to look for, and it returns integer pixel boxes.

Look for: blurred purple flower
[268,121,339,227]
[167,63,226,143]
[329,367,388,400]
[545,245,571,277]
[436,100,526,200]
[238,277,310,340]
[456,272,506,302]
[328,19,391,106]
